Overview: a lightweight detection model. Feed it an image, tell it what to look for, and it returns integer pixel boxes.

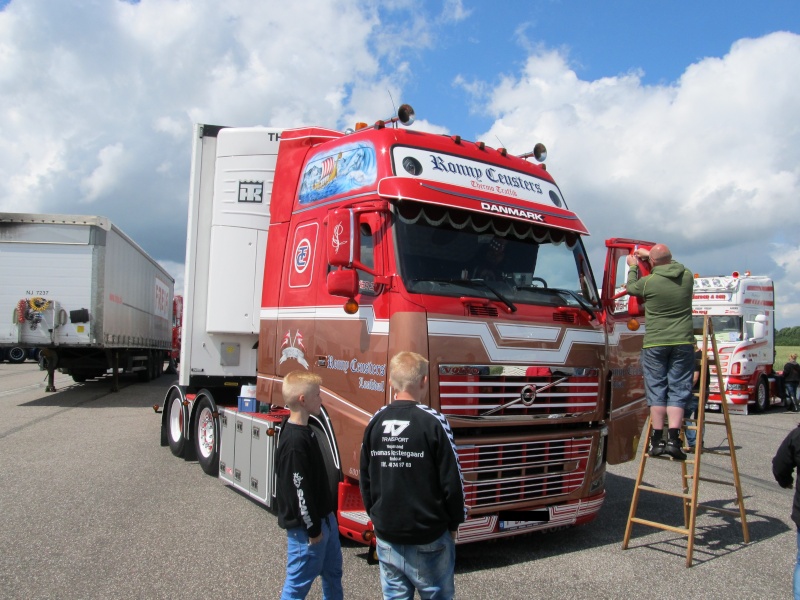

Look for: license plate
[499,520,546,531]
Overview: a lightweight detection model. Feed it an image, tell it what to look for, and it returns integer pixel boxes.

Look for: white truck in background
[691,272,779,414]
[0,213,175,391]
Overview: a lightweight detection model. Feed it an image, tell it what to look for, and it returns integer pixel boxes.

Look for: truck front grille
[458,436,592,508]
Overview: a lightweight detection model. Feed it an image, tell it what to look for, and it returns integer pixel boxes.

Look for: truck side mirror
[328,208,359,267]
[327,269,359,298]
[750,314,768,341]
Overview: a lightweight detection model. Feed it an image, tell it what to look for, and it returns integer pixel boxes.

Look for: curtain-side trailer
[0,213,175,391]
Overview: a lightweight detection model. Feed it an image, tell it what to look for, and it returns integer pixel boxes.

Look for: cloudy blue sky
[1,0,799,325]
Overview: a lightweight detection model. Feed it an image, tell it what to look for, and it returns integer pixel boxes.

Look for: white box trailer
[0,213,175,390]
[160,123,281,459]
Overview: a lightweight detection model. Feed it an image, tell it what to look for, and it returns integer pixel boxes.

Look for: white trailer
[161,124,281,464]
[0,213,175,391]
[692,272,778,414]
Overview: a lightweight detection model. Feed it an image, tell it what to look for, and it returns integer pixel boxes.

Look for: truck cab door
[602,238,653,464]
[317,209,391,478]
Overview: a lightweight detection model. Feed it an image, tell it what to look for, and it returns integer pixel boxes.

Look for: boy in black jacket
[772,423,800,599]
[360,351,466,600]
[276,371,342,600]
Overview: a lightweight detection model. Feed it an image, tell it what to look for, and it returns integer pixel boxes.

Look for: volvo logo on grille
[520,384,537,406]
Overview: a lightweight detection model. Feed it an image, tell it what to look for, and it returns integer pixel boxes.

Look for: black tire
[194,396,219,476]
[754,378,769,413]
[72,373,87,383]
[7,347,27,364]
[311,423,340,510]
[167,389,187,457]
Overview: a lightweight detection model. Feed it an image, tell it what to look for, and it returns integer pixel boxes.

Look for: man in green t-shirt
[626,243,694,461]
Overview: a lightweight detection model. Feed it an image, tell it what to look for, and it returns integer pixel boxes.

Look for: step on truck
[692,272,778,414]
[161,105,653,546]
[0,213,175,391]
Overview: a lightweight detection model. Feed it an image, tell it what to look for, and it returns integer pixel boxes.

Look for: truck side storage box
[218,407,282,507]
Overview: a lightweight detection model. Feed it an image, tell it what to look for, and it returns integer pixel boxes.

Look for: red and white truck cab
[161,106,651,545]
[692,272,778,414]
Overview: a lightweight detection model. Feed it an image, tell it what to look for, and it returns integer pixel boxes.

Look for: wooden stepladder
[622,315,750,567]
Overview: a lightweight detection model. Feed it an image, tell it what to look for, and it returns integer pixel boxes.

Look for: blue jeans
[376,530,456,600]
[795,529,800,600]
[281,513,343,600]
[683,394,705,447]
[641,345,695,409]
[787,382,799,409]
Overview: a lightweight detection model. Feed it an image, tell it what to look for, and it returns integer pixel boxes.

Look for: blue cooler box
[237,396,257,412]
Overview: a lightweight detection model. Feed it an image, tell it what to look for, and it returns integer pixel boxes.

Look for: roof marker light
[476,141,485,150]
[732,271,740,278]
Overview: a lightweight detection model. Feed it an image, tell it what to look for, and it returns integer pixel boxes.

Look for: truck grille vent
[468,305,499,317]
[458,437,592,508]
[438,365,599,417]
[553,312,575,323]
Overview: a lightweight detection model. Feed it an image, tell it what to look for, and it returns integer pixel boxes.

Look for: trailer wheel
[167,390,187,457]
[311,424,340,510]
[194,396,219,476]
[7,347,27,364]
[754,378,769,413]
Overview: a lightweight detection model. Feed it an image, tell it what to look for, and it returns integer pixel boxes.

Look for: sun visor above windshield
[377,176,589,236]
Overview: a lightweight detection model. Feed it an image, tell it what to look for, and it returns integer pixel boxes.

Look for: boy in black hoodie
[276,371,342,600]
[360,351,466,600]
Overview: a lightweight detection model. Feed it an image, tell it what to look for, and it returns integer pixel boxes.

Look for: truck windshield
[692,315,744,341]
[393,202,599,310]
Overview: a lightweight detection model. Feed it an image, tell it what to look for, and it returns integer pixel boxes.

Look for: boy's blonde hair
[389,351,429,393]
[282,371,322,409]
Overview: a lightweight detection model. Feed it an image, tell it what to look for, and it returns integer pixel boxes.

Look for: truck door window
[357,223,378,296]
[612,255,632,315]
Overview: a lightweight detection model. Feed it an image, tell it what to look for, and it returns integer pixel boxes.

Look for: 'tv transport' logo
[381,420,410,436]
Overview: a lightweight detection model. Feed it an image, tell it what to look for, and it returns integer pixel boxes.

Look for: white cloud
[0,0,415,269]
[80,143,126,203]
[467,32,800,325]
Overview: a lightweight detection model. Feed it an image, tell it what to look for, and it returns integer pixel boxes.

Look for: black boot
[649,431,665,457]
[664,428,687,461]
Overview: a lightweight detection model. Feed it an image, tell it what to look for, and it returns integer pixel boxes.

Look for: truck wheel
[194,396,219,476]
[72,373,88,383]
[7,347,27,364]
[754,378,769,413]
[311,424,340,510]
[167,390,187,457]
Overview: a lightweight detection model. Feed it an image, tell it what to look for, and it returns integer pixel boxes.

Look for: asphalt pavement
[0,361,796,599]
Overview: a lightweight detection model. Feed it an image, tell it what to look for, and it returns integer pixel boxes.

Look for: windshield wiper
[409,278,517,313]
[553,288,597,319]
